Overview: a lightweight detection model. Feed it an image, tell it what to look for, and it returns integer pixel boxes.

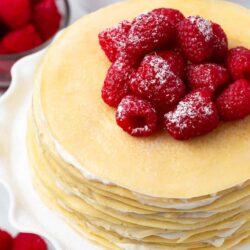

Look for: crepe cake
[26,0,250,249]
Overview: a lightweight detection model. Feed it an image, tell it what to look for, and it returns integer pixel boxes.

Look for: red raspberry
[130,55,185,112]
[116,95,157,137]
[0,21,8,54]
[156,50,186,79]
[211,23,228,62]
[216,79,250,121]
[0,0,31,29]
[99,20,131,62]
[2,24,42,53]
[165,89,219,140]
[177,16,214,63]
[0,43,8,54]
[12,233,47,250]
[126,12,175,58]
[0,20,8,39]
[151,8,185,26]
[227,47,250,80]
[0,229,13,250]
[33,0,61,40]
[102,56,135,107]
[187,63,229,91]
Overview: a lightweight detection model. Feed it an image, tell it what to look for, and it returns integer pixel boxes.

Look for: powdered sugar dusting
[188,64,229,91]
[99,20,131,61]
[129,55,185,109]
[145,55,182,89]
[165,91,214,130]
[114,58,125,71]
[149,56,171,84]
[127,12,173,53]
[189,16,213,42]
[116,104,125,119]
[108,21,130,49]
[129,13,164,47]
[132,125,150,135]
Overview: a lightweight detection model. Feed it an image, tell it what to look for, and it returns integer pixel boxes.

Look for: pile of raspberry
[99,8,250,140]
[0,229,47,250]
[0,0,61,54]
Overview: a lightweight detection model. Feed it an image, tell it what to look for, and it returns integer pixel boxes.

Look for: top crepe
[38,0,250,198]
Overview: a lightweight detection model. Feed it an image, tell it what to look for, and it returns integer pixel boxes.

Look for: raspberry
[187,63,229,91]
[0,43,8,54]
[211,23,228,62]
[2,24,42,53]
[12,233,47,250]
[126,12,175,59]
[227,47,250,81]
[177,16,214,63]
[0,21,8,54]
[99,20,131,62]
[216,79,250,121]
[130,55,185,112]
[151,8,185,26]
[0,230,13,250]
[116,95,157,136]
[165,89,219,140]
[0,19,8,39]
[102,56,135,107]
[0,0,31,29]
[156,50,186,79]
[33,0,61,40]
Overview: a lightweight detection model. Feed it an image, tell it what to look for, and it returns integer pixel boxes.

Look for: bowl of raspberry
[0,0,70,88]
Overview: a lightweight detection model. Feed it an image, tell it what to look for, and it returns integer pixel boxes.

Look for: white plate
[0,51,103,250]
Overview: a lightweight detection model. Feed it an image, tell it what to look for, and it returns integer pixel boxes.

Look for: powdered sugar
[187,63,229,91]
[99,20,131,62]
[128,13,167,46]
[102,56,133,107]
[130,55,185,110]
[132,125,150,134]
[126,12,174,56]
[189,16,213,42]
[116,104,125,119]
[165,91,214,130]
[149,56,171,84]
[144,55,183,89]
[114,58,127,72]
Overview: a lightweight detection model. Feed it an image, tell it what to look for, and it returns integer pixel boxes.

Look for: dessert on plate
[27,0,250,249]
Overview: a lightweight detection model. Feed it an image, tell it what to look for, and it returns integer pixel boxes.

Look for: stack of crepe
[27,0,250,249]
